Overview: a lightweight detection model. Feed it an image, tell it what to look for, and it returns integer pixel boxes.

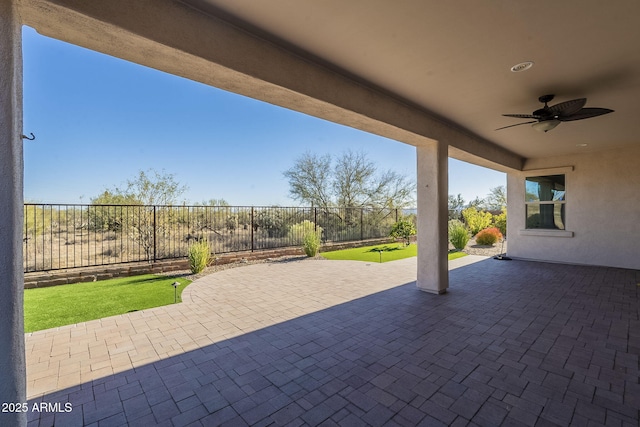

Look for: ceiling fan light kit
[532,119,560,132]
[496,94,613,132]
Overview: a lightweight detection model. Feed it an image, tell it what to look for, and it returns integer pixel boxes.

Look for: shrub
[289,220,322,245]
[188,239,211,274]
[302,230,321,257]
[24,205,53,237]
[389,218,417,246]
[225,215,238,233]
[254,209,289,238]
[462,207,493,235]
[475,227,503,246]
[448,220,470,251]
[493,208,507,237]
[89,191,139,232]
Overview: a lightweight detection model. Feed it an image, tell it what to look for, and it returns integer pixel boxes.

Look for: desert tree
[198,198,229,207]
[283,152,333,210]
[91,169,187,207]
[91,169,188,261]
[448,193,465,221]
[284,150,415,238]
[485,185,507,210]
[363,169,414,209]
[284,150,415,210]
[466,196,486,210]
[117,169,187,206]
[189,199,231,236]
[332,150,376,208]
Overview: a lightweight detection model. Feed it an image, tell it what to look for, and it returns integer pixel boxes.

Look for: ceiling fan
[496,94,614,132]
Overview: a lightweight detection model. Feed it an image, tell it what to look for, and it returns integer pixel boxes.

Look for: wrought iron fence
[23,204,412,272]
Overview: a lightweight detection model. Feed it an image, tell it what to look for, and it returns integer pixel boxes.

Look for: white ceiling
[181,0,640,160]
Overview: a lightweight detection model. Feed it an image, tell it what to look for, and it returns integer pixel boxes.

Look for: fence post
[153,206,157,262]
[360,208,364,241]
[251,206,255,252]
[396,208,398,222]
[314,207,317,232]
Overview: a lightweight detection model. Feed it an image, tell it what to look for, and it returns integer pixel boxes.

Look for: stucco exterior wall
[0,0,26,425]
[507,145,640,270]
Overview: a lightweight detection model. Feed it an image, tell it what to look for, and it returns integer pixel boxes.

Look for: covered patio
[26,257,639,426]
[2,1,640,425]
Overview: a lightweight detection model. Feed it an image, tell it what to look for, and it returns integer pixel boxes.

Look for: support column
[416,141,449,294]
[0,1,26,426]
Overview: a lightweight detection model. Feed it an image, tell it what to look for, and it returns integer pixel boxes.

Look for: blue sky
[22,27,504,206]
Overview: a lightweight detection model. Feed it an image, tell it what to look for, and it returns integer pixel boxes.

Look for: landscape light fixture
[172,281,180,303]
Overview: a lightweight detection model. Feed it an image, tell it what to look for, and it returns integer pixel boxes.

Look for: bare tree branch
[284,150,415,209]
[283,152,333,209]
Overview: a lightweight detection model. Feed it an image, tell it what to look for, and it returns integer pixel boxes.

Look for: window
[525,175,565,230]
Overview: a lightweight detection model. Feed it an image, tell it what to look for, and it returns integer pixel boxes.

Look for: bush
[24,205,53,237]
[254,209,289,238]
[475,227,503,246]
[389,218,416,246]
[289,220,322,245]
[188,239,211,274]
[448,220,470,251]
[493,208,507,237]
[302,231,321,257]
[225,215,238,233]
[462,207,493,235]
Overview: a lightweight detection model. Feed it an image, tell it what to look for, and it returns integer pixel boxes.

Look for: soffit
[181,0,640,159]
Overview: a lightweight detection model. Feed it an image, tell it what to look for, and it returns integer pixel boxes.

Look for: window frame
[524,174,566,230]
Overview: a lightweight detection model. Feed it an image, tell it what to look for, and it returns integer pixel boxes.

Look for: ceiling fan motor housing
[533,108,552,118]
[538,94,555,104]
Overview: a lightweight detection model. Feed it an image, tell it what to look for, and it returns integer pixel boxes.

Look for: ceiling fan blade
[549,98,586,117]
[558,107,614,121]
[502,114,540,119]
[495,120,537,131]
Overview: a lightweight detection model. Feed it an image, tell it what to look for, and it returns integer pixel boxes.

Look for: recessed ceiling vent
[510,61,534,72]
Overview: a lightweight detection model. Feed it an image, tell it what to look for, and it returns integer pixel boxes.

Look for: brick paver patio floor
[25,256,639,426]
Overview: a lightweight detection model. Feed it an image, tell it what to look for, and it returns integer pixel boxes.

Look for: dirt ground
[461,237,508,257]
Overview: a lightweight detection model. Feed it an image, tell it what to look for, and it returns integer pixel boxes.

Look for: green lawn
[321,243,467,263]
[24,275,191,333]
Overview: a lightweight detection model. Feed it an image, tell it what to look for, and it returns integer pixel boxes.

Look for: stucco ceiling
[180,0,640,160]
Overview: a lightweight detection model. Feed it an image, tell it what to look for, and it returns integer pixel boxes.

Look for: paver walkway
[25,256,639,426]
